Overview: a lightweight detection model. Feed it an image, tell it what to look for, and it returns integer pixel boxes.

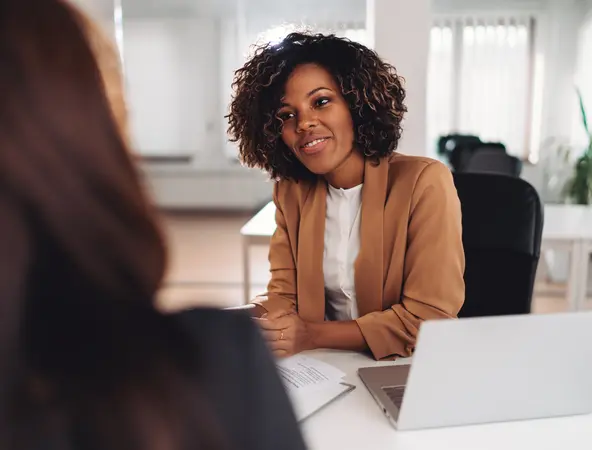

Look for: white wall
[432,0,547,14]
[123,18,221,158]
[539,1,582,144]
[142,166,271,210]
[71,0,116,35]
[368,0,431,157]
[125,14,274,209]
[245,0,365,30]
[220,18,241,159]
[586,0,592,17]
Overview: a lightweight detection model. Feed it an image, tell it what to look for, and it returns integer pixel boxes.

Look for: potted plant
[564,89,592,205]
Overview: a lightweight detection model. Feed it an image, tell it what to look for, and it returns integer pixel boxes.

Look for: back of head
[0,0,163,302]
[0,1,218,448]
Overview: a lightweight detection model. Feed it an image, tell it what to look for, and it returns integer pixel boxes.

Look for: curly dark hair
[226,32,407,181]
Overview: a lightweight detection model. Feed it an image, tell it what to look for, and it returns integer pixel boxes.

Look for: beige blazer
[255,154,465,360]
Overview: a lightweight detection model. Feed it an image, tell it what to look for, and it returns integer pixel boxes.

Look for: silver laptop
[358,312,592,431]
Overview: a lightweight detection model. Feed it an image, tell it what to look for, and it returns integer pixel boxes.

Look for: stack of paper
[277,355,355,421]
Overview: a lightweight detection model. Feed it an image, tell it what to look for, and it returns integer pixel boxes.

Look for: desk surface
[240,201,276,237]
[302,350,592,450]
[543,204,592,240]
[241,202,592,241]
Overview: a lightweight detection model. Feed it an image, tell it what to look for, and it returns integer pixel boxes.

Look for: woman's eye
[315,97,330,107]
[278,112,294,121]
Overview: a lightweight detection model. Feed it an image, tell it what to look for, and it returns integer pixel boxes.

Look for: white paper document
[277,355,355,421]
[277,355,345,392]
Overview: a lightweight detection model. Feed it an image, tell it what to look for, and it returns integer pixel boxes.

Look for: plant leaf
[576,87,591,140]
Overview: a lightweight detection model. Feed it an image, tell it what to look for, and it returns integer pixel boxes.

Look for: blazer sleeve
[252,183,298,313]
[356,161,465,360]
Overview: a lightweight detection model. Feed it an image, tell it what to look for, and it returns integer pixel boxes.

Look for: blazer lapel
[297,178,327,322]
[355,158,389,316]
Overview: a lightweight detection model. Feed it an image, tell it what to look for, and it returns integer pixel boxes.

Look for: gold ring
[279,330,285,341]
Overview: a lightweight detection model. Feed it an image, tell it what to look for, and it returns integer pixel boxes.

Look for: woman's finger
[256,316,292,331]
[265,309,294,320]
[269,339,291,352]
[261,329,281,342]
[273,349,290,358]
[262,327,293,342]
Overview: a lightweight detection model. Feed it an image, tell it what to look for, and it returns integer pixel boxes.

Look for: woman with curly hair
[227,32,465,361]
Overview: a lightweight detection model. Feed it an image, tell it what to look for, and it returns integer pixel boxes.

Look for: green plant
[565,89,592,204]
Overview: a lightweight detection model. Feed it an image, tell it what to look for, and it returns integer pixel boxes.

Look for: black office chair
[437,134,483,172]
[453,173,544,317]
[464,145,523,177]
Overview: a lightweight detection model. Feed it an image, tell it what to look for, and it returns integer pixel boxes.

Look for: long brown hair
[0,1,218,448]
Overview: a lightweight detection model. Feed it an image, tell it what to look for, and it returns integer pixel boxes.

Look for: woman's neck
[325,150,365,189]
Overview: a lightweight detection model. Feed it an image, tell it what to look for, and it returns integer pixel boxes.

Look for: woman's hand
[255,310,317,358]
[249,304,268,318]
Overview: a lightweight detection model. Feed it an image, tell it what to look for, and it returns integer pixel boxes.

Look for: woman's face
[277,63,355,176]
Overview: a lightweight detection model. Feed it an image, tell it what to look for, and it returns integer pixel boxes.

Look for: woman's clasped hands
[254,310,317,358]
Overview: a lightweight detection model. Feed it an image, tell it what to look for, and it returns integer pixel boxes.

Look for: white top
[323,183,363,321]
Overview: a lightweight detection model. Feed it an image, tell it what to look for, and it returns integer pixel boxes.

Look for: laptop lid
[397,312,592,430]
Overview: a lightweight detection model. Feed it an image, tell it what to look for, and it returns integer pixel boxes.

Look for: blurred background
[74,0,592,313]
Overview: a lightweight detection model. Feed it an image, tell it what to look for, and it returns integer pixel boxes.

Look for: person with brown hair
[0,1,305,449]
[227,33,465,361]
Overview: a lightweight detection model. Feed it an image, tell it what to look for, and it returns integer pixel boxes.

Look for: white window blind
[427,16,535,159]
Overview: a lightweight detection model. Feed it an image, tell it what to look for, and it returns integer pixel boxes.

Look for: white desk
[241,202,592,309]
[542,205,592,311]
[240,202,277,303]
[301,350,592,450]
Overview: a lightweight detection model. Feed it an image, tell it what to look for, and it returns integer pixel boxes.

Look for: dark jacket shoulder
[174,308,306,450]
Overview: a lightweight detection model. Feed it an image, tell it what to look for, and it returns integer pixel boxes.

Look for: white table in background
[542,205,592,311]
[241,202,592,309]
[240,202,277,303]
[301,350,592,450]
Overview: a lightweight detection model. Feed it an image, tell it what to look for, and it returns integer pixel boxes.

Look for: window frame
[430,13,538,161]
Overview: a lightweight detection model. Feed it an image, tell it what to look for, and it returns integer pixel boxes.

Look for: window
[255,22,367,49]
[573,16,592,148]
[427,16,536,160]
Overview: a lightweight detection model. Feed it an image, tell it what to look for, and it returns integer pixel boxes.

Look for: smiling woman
[228,33,405,182]
[227,32,466,361]
[277,63,360,187]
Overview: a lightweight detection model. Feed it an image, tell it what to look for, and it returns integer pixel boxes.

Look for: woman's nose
[296,113,319,133]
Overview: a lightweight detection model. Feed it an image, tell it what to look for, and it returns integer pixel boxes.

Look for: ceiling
[120,0,577,21]
[121,0,366,19]
[121,0,235,18]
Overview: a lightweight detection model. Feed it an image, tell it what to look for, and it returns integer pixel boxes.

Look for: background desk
[542,205,592,311]
[240,201,277,303]
[241,202,592,309]
[302,350,592,450]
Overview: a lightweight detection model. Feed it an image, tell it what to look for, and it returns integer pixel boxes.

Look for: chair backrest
[437,134,483,172]
[453,173,544,317]
[464,146,523,177]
